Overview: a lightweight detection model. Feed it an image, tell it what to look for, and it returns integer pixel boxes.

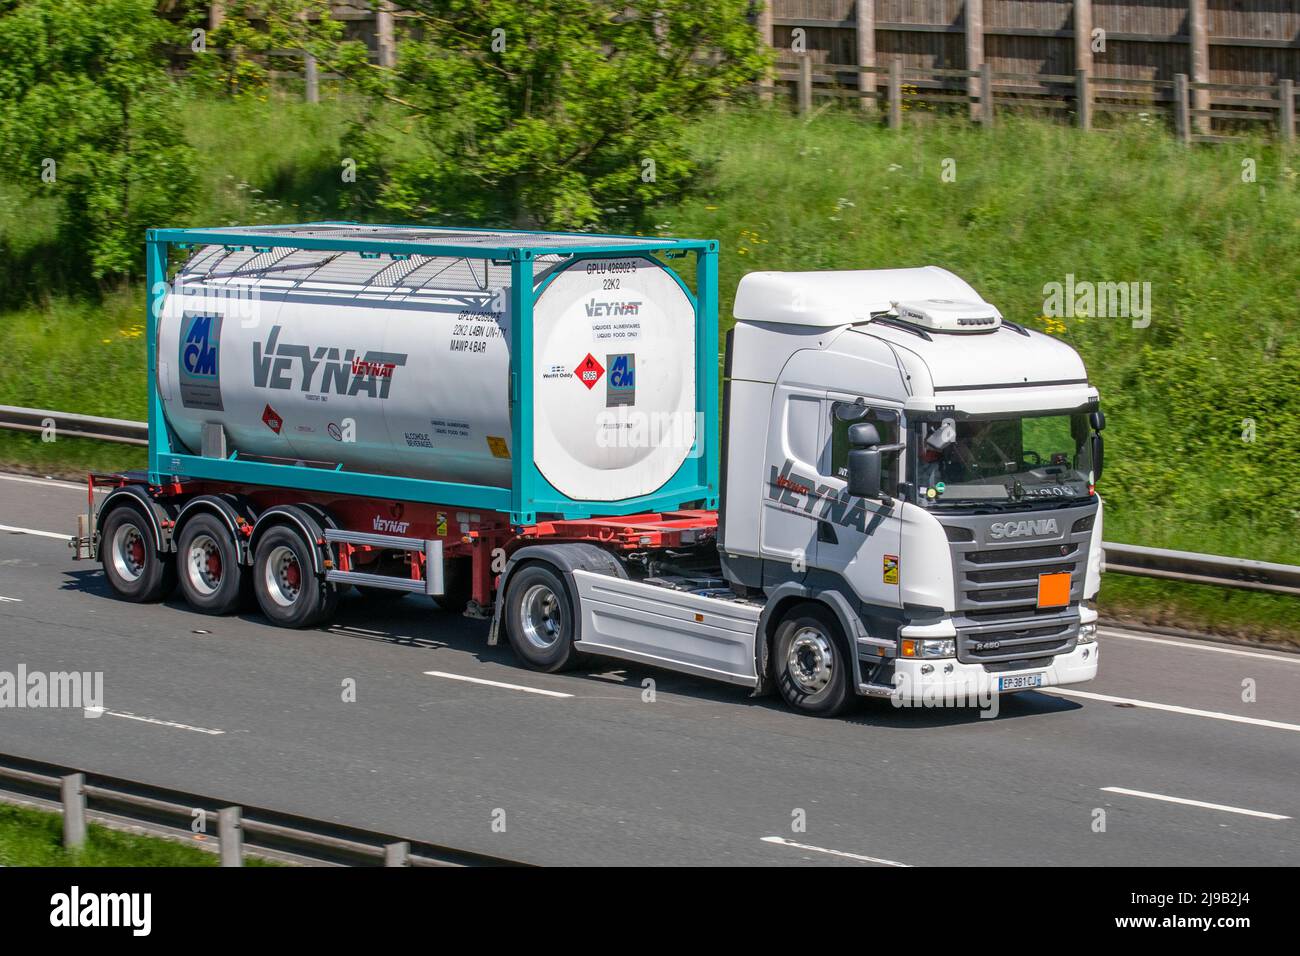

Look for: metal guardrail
[0,751,528,867]
[0,404,1296,595]
[0,404,148,446]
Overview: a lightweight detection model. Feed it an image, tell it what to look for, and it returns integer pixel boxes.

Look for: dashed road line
[1045,687,1300,733]
[0,524,68,541]
[86,708,225,735]
[1100,627,1300,665]
[423,671,573,698]
[0,596,21,604]
[1101,787,1291,821]
[0,473,95,492]
[761,836,913,867]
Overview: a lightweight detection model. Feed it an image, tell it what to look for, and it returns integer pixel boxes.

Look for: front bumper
[860,640,1099,705]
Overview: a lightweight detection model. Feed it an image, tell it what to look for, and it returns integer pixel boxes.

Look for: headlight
[1077,623,1098,645]
[901,638,956,659]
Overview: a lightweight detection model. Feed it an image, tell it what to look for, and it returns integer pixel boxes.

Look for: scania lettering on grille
[253,325,408,399]
[768,460,873,534]
[988,519,1060,540]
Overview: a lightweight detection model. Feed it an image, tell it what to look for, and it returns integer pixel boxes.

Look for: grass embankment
[0,97,1295,642]
[0,801,275,866]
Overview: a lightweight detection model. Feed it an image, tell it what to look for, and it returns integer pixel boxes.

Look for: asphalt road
[0,470,1297,866]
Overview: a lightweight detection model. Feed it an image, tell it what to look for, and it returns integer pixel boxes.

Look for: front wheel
[100,506,175,603]
[252,525,337,628]
[773,603,854,717]
[503,564,578,672]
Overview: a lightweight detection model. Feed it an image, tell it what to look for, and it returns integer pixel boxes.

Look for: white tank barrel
[157,246,697,502]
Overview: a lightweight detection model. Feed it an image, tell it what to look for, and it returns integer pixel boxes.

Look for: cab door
[811,396,904,609]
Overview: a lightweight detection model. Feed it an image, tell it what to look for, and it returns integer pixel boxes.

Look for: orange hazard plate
[1037,572,1071,608]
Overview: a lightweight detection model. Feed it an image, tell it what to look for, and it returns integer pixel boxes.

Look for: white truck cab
[719,267,1103,711]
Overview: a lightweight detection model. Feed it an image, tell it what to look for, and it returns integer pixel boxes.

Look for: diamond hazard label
[575,353,604,390]
[261,404,283,434]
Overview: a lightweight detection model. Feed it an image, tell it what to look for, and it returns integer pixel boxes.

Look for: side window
[829,405,900,487]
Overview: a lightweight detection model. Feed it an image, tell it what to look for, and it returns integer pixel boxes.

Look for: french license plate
[999,673,1044,692]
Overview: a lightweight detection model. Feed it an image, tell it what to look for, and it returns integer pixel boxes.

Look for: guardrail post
[384,841,410,866]
[1075,69,1091,130]
[61,773,86,850]
[1174,73,1191,144]
[797,54,812,116]
[219,806,243,866]
[1280,78,1295,145]
[980,62,994,127]
[888,57,902,129]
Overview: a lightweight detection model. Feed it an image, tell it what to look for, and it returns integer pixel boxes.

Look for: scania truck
[74,223,1103,716]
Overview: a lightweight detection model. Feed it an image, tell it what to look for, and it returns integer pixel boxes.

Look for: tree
[0,0,196,279]
[341,1,768,228]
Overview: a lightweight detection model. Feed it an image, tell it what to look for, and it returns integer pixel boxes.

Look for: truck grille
[937,504,1097,665]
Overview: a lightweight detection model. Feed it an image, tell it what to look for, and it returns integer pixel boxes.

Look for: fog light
[920,663,934,675]
[1078,623,1098,645]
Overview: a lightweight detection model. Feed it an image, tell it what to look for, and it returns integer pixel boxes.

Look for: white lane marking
[761,836,913,867]
[0,473,98,492]
[1099,627,1300,665]
[1101,787,1291,821]
[88,708,225,735]
[423,670,573,698]
[0,596,21,603]
[0,524,69,541]
[1046,687,1300,733]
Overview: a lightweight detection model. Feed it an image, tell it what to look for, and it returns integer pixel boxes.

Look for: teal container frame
[144,222,720,525]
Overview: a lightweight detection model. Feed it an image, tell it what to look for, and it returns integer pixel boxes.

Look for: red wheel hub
[206,550,222,581]
[284,559,301,590]
[129,538,145,568]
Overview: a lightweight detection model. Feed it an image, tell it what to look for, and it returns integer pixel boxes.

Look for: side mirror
[848,448,883,499]
[1089,410,1106,432]
[847,422,881,447]
[1090,433,1104,483]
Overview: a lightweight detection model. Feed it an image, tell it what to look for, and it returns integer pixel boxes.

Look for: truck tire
[773,603,853,717]
[253,525,338,629]
[503,563,579,672]
[100,506,175,603]
[175,514,245,615]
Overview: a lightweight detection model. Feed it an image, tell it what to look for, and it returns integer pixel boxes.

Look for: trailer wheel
[175,514,245,615]
[503,563,578,672]
[253,525,337,628]
[100,506,175,603]
[773,603,853,717]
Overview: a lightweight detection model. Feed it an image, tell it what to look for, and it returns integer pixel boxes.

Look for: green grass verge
[0,801,275,866]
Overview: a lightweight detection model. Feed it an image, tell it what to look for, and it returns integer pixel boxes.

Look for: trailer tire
[253,525,337,629]
[175,514,245,615]
[100,506,175,603]
[503,563,578,672]
[773,603,853,717]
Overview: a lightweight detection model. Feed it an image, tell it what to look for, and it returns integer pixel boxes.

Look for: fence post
[1280,78,1295,145]
[1074,0,1093,82]
[797,54,812,116]
[376,1,396,69]
[965,0,984,122]
[855,0,876,112]
[1174,73,1191,144]
[61,773,86,850]
[304,52,320,103]
[980,62,995,127]
[758,0,774,102]
[1188,0,1210,134]
[888,57,902,129]
[219,806,243,866]
[384,841,411,867]
[1075,68,1091,130]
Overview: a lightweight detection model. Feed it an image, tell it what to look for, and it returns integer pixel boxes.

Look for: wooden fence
[777,55,1298,143]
